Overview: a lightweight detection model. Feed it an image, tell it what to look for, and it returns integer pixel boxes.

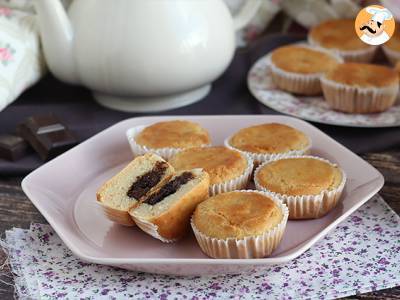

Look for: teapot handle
[232,0,262,31]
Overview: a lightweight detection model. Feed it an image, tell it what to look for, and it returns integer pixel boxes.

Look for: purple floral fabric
[2,194,400,299]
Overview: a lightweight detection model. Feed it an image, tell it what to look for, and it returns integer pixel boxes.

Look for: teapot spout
[34,0,78,84]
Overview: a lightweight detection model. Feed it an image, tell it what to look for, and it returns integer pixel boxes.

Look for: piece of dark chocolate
[17,114,77,161]
[0,134,30,161]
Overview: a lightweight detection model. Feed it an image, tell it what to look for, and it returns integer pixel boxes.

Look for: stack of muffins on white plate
[269,19,400,115]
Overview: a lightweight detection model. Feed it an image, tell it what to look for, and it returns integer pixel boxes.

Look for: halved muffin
[96,153,174,226]
[130,169,209,242]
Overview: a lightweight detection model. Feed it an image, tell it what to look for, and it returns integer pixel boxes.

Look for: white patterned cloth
[0,5,44,111]
[0,0,73,111]
[225,0,363,45]
[1,194,399,299]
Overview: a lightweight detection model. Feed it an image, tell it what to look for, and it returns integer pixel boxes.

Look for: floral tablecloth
[1,194,399,299]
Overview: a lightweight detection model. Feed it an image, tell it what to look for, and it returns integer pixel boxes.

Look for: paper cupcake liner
[191,190,289,259]
[126,126,211,160]
[268,45,343,96]
[382,46,400,65]
[254,155,347,220]
[321,76,399,114]
[224,134,311,166]
[209,152,254,196]
[269,61,322,95]
[308,35,377,62]
[96,202,136,226]
[130,214,177,243]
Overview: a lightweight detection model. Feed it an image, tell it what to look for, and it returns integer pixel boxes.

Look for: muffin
[130,168,209,242]
[395,62,400,103]
[97,153,175,226]
[269,45,342,95]
[127,120,211,160]
[321,63,399,113]
[225,123,311,165]
[191,190,288,258]
[308,19,377,62]
[382,25,400,65]
[254,156,346,219]
[169,146,253,195]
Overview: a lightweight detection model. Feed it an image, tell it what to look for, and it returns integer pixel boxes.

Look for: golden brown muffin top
[256,157,343,196]
[385,25,400,51]
[169,146,247,185]
[193,191,283,239]
[135,120,210,149]
[229,123,309,154]
[271,46,339,74]
[324,63,399,88]
[309,19,370,51]
[396,61,400,77]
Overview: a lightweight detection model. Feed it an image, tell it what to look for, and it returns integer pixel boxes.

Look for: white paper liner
[224,134,311,166]
[209,151,253,196]
[129,215,176,243]
[191,190,289,259]
[308,35,377,62]
[126,125,211,160]
[96,201,136,227]
[382,45,400,65]
[254,155,347,220]
[321,76,399,114]
[269,45,343,95]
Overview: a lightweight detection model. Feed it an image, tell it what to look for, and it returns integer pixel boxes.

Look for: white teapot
[34,0,261,112]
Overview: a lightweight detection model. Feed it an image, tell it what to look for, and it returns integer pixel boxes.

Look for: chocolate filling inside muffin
[127,161,168,199]
[144,172,194,205]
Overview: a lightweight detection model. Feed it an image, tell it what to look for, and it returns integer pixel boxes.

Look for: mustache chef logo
[359,25,376,34]
[355,5,395,46]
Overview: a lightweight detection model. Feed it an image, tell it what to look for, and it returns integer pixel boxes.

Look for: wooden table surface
[0,151,399,299]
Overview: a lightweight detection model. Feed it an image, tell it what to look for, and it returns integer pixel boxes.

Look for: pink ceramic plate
[22,115,384,275]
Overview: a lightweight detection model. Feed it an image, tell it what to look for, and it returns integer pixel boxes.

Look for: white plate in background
[248,54,400,128]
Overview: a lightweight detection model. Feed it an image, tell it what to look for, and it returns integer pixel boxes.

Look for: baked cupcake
[321,62,399,113]
[225,123,311,165]
[130,168,209,242]
[382,25,400,65]
[269,45,342,95]
[127,120,211,160]
[395,62,400,103]
[96,153,175,226]
[308,19,377,62]
[254,156,346,219]
[169,146,253,195]
[191,190,288,258]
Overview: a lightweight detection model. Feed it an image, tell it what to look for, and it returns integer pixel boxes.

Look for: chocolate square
[17,114,77,161]
[0,134,30,161]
